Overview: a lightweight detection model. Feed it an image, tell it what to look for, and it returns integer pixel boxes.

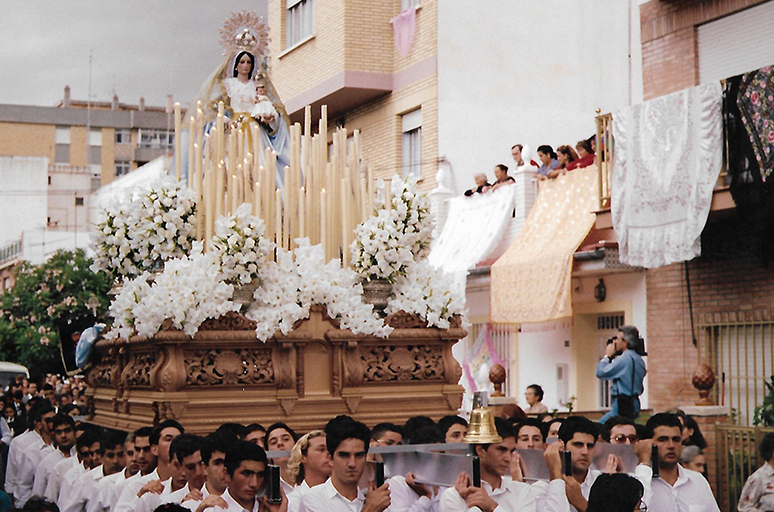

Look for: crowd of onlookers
[0,378,742,512]
[464,137,598,197]
[2,375,87,439]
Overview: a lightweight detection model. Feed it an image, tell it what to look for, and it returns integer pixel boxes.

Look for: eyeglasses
[613,434,639,444]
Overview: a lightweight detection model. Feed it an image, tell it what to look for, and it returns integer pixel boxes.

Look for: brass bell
[463,406,503,444]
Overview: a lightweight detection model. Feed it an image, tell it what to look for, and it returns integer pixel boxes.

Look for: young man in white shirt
[45,425,97,502]
[32,414,77,498]
[114,420,183,512]
[206,440,287,512]
[387,424,445,512]
[265,422,299,498]
[440,419,535,512]
[57,429,104,504]
[286,431,331,512]
[299,416,390,512]
[61,432,126,512]
[182,431,238,512]
[8,402,56,506]
[637,413,720,512]
[88,431,140,512]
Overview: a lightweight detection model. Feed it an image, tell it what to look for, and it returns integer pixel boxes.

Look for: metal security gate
[717,425,774,512]
[698,312,774,427]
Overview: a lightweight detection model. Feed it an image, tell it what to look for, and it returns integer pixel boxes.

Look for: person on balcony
[484,164,515,192]
[556,145,579,173]
[738,433,774,512]
[536,146,560,180]
[595,326,646,423]
[463,173,491,196]
[567,139,596,170]
[511,144,525,167]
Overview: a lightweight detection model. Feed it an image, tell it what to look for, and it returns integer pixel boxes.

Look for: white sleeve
[31,458,52,498]
[4,437,23,495]
[438,487,468,512]
[632,464,652,508]
[44,463,63,502]
[0,418,12,446]
[529,480,570,512]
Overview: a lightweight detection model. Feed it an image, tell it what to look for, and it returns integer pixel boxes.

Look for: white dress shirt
[5,430,34,496]
[439,477,536,512]
[87,468,133,512]
[45,455,80,502]
[135,478,193,512]
[113,468,160,512]
[288,480,311,512]
[386,475,443,512]
[182,482,217,512]
[32,447,76,498]
[0,417,13,446]
[59,461,89,503]
[14,430,56,506]
[299,478,366,512]
[640,464,720,512]
[208,488,260,512]
[60,465,105,512]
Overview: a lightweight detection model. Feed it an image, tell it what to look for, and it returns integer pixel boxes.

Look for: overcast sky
[1,1,268,109]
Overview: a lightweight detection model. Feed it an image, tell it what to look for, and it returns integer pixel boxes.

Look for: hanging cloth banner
[490,167,598,324]
[391,6,417,57]
[611,82,723,268]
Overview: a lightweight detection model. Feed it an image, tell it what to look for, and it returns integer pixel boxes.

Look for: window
[401,109,422,178]
[75,197,84,206]
[55,127,70,144]
[286,0,314,48]
[88,129,102,147]
[401,0,420,11]
[138,129,174,149]
[115,129,131,144]
[115,161,131,177]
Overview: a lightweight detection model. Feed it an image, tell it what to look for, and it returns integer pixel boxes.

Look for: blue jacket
[596,350,646,396]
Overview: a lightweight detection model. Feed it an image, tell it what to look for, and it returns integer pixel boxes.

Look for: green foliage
[753,376,774,426]
[0,249,111,377]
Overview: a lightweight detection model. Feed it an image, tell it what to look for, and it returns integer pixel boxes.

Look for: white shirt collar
[323,478,366,503]
[222,488,260,512]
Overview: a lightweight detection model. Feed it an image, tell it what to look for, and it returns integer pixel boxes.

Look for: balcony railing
[0,240,22,265]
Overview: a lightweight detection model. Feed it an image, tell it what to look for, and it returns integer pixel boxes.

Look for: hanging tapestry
[611,82,723,268]
[490,167,598,324]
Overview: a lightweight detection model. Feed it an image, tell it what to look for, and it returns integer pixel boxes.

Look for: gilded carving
[124,352,158,388]
[362,345,445,382]
[198,311,257,331]
[385,310,428,329]
[184,348,274,386]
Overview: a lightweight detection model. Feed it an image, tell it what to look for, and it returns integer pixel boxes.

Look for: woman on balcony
[536,145,560,180]
[556,145,579,173]
[567,138,596,170]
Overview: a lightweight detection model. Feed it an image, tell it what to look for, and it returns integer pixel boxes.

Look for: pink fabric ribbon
[390,6,416,56]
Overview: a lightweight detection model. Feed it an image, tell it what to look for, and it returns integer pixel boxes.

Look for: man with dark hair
[441,418,535,512]
[370,423,403,447]
[32,415,76,498]
[7,402,56,506]
[300,416,390,512]
[437,416,467,443]
[244,424,266,446]
[511,144,525,167]
[61,432,125,512]
[265,422,298,498]
[114,420,182,512]
[215,423,247,440]
[524,385,548,415]
[487,164,515,192]
[514,418,547,450]
[182,431,239,512]
[90,431,140,512]
[218,440,285,512]
[45,425,99,502]
[134,434,205,512]
[57,429,103,504]
[639,413,719,511]
[402,416,434,445]
[552,416,602,512]
[596,325,646,423]
[602,416,638,445]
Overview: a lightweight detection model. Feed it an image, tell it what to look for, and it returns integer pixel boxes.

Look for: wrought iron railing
[717,425,774,511]
[0,240,22,265]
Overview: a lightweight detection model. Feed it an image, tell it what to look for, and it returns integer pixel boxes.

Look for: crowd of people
[2,387,752,512]
[464,138,598,197]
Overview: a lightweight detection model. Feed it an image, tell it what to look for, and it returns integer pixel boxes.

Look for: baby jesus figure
[251,82,278,125]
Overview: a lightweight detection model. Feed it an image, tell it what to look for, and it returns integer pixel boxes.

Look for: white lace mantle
[611,82,723,268]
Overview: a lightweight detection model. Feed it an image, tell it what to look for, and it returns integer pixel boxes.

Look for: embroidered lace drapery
[612,82,723,268]
[428,186,517,273]
[490,167,598,324]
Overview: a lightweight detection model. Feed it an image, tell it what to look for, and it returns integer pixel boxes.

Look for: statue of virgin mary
[192,11,291,189]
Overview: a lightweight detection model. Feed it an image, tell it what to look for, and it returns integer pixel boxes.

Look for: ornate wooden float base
[85,308,466,433]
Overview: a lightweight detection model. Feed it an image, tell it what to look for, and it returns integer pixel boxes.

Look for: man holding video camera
[596,325,647,423]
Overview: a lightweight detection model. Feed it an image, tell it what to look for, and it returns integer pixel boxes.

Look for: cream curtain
[490,167,599,324]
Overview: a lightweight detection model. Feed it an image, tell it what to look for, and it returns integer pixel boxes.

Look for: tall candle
[193,142,202,239]
[320,188,327,260]
[298,186,305,239]
[174,103,182,180]
[254,182,261,218]
[275,189,283,250]
[384,178,392,210]
[215,161,224,218]
[188,116,195,187]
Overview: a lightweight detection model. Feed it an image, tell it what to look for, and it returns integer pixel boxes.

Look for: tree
[0,249,111,377]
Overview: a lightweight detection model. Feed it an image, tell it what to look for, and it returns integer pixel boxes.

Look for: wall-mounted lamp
[594,278,606,302]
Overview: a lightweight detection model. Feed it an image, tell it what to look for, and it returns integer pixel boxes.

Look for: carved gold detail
[124,352,158,388]
[362,345,445,382]
[198,311,257,331]
[385,310,428,329]
[184,348,274,386]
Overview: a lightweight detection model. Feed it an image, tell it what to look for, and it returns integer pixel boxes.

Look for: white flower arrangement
[107,243,239,339]
[350,176,433,282]
[247,239,392,341]
[212,203,274,285]
[386,260,466,330]
[91,178,197,278]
